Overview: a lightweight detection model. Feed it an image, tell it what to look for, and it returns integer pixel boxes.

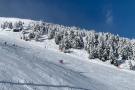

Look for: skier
[4,42,7,45]
[59,60,64,64]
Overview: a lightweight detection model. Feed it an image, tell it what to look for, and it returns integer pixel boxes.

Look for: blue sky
[0,0,135,38]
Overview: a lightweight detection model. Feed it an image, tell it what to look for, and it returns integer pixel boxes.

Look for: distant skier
[59,60,64,64]
[4,42,7,45]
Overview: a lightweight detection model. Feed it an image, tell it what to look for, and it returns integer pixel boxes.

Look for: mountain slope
[0,31,110,90]
[0,24,135,90]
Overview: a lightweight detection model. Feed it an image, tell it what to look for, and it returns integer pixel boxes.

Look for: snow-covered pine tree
[34,31,40,41]
[88,46,99,59]
[59,35,71,52]
[48,29,56,39]
[14,21,23,30]
[107,35,119,65]
[8,22,13,29]
[87,32,99,59]
[121,42,133,60]
[128,60,133,70]
[132,42,135,60]
[72,35,84,49]
[55,31,64,45]
[1,22,8,29]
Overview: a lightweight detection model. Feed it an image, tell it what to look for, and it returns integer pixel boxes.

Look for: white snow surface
[0,18,135,90]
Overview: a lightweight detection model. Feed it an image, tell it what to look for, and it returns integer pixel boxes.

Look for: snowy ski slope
[0,17,135,90]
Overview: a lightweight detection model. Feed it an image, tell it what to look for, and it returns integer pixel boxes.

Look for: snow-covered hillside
[0,17,135,90]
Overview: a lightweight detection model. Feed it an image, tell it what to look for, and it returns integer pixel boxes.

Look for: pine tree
[121,43,133,60]
[59,35,71,51]
[8,22,13,29]
[55,32,64,45]
[72,35,84,49]
[14,21,23,30]
[48,29,55,39]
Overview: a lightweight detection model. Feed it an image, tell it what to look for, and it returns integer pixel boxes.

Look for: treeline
[1,21,135,69]
[1,21,23,29]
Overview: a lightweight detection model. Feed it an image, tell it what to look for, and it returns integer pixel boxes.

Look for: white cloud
[106,10,113,25]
